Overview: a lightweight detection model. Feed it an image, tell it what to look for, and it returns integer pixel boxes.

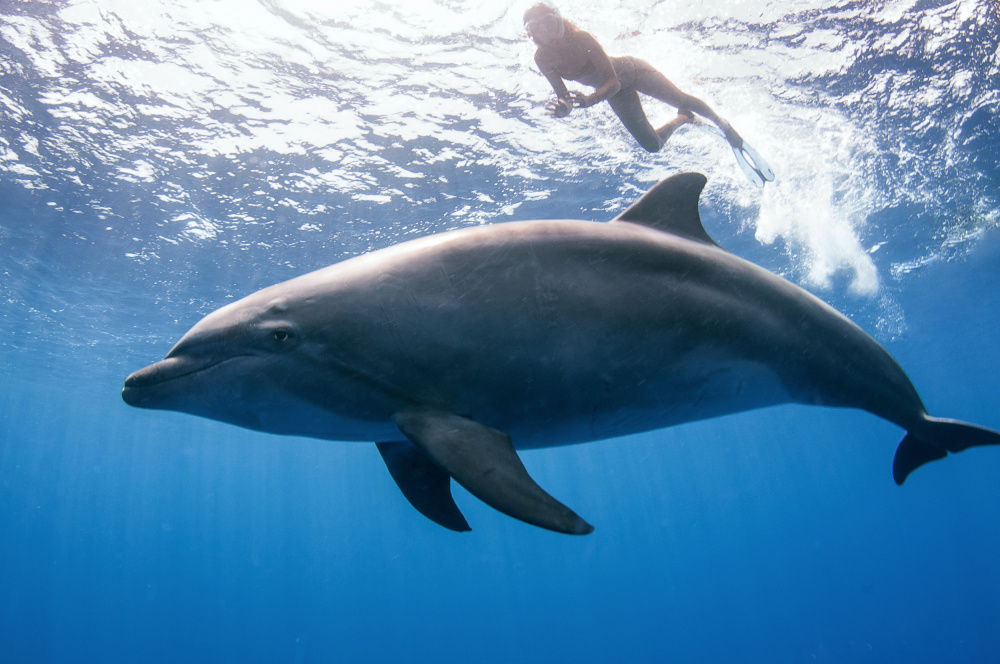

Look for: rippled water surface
[1,1,999,662]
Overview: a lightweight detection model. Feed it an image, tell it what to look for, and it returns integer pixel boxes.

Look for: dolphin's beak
[122,358,176,406]
[122,355,220,407]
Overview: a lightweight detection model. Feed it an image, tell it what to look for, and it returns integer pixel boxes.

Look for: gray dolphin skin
[122,173,1000,534]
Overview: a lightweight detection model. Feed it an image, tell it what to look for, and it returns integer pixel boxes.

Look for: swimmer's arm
[535,50,573,117]
[543,73,573,117]
[542,69,571,100]
[534,51,571,100]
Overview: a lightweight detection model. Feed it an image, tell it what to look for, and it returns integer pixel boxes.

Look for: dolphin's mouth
[121,354,250,406]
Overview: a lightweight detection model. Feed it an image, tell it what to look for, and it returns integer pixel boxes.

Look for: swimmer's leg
[633,66,743,146]
[607,90,687,152]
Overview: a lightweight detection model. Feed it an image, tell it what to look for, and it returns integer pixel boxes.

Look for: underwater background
[1,0,998,661]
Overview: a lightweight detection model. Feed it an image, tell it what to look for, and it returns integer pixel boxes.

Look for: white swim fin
[695,123,775,188]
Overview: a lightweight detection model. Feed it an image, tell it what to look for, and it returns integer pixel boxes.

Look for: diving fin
[739,141,775,182]
[376,440,471,532]
[697,124,775,187]
[393,410,594,535]
[731,141,774,188]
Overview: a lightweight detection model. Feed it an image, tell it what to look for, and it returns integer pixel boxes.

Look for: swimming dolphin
[122,173,1000,534]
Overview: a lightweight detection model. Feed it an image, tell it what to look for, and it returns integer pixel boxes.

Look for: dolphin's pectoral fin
[893,416,1000,485]
[611,172,719,247]
[376,441,471,532]
[393,410,594,535]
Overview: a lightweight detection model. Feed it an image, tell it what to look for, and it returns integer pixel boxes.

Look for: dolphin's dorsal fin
[611,172,718,247]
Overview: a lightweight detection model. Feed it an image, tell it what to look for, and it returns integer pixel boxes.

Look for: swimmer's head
[524,3,565,44]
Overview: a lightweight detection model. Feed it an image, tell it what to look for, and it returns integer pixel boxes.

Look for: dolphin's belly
[341,301,800,448]
[464,348,795,449]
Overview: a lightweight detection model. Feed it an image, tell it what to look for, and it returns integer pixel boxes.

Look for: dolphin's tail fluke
[893,416,1000,485]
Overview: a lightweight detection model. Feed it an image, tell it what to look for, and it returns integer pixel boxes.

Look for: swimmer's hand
[568,91,595,108]
[545,97,573,118]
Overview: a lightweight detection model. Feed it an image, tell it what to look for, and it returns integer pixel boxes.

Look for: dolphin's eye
[262,324,298,351]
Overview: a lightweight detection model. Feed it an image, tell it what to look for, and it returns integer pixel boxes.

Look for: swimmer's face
[524,11,565,45]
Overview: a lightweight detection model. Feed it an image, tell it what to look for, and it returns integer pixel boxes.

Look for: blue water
[2,1,999,662]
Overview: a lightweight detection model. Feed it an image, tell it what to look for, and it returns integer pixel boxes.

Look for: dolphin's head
[120,273,398,441]
[122,286,312,428]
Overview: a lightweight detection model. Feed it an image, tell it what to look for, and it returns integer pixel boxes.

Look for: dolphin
[122,173,1000,534]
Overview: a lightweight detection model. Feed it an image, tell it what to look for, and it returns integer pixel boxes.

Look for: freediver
[523,3,774,186]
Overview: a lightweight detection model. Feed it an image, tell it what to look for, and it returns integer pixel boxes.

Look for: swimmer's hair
[523,3,581,37]
[523,3,557,24]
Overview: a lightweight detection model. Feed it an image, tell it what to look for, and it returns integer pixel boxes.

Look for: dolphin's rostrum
[122,173,1000,534]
